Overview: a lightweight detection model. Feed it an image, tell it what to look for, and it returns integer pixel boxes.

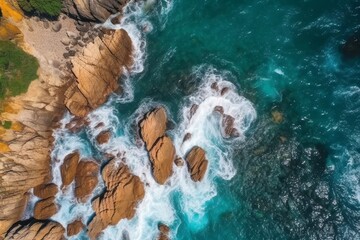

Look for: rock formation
[64,28,133,117]
[33,183,58,199]
[139,107,176,184]
[60,151,80,187]
[185,146,208,182]
[67,219,84,236]
[75,160,99,202]
[63,0,130,22]
[33,197,58,220]
[4,220,65,240]
[96,130,111,144]
[88,159,145,239]
[158,224,170,240]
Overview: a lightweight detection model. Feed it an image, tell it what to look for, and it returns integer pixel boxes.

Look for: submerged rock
[75,160,99,202]
[67,219,84,236]
[64,29,133,117]
[5,220,65,239]
[341,33,360,59]
[60,151,80,187]
[186,146,208,182]
[88,159,145,239]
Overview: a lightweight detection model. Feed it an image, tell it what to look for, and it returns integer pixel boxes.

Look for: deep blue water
[51,0,360,239]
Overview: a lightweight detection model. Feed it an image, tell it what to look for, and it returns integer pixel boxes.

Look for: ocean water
[46,0,360,239]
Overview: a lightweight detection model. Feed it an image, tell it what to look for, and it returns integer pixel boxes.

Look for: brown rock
[139,107,167,151]
[33,183,58,199]
[149,136,175,184]
[64,29,133,117]
[211,82,219,91]
[75,161,99,202]
[96,130,111,144]
[5,220,65,240]
[175,156,184,167]
[186,146,208,182]
[222,114,237,138]
[60,151,80,187]
[214,106,224,114]
[88,160,145,239]
[158,224,170,240]
[221,87,229,95]
[67,219,84,236]
[271,110,283,124]
[33,197,58,220]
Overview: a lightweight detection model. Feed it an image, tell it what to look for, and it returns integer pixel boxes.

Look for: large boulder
[75,160,99,202]
[4,220,65,240]
[87,159,145,239]
[96,130,111,145]
[149,136,176,184]
[60,152,80,187]
[139,107,168,151]
[33,197,58,220]
[63,0,130,22]
[64,29,133,117]
[33,183,58,199]
[185,146,208,182]
[67,219,84,237]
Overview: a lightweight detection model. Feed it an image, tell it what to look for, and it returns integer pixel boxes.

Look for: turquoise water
[50,0,360,239]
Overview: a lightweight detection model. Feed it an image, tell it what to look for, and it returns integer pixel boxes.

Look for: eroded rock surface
[64,29,133,117]
[139,107,176,184]
[63,0,130,22]
[88,159,145,239]
[33,197,58,220]
[67,219,84,237]
[75,160,99,202]
[5,220,65,240]
[60,151,80,187]
[158,224,170,240]
[96,130,111,145]
[185,146,208,182]
[33,183,58,199]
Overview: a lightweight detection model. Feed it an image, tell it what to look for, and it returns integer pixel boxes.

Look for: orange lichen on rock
[0,141,11,152]
[0,0,23,22]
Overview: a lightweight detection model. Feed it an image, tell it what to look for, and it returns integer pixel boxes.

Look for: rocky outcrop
[75,160,99,202]
[64,29,133,117]
[185,146,208,182]
[139,107,176,184]
[139,107,167,151]
[67,219,84,236]
[60,151,80,187]
[33,197,58,220]
[88,159,145,239]
[33,183,58,199]
[5,220,65,240]
[63,0,130,22]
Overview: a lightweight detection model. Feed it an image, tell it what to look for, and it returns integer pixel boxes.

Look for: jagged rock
[220,87,229,95]
[75,160,99,202]
[190,104,198,118]
[96,130,111,144]
[158,224,170,240]
[139,107,167,151]
[175,156,184,167]
[185,146,208,182]
[211,82,219,91]
[64,29,133,117]
[271,110,283,124]
[67,219,84,236]
[149,136,175,184]
[182,133,191,142]
[60,151,80,187]
[214,106,224,114]
[88,159,145,239]
[5,220,65,240]
[33,197,58,220]
[222,114,239,138]
[33,183,58,199]
[341,33,360,58]
[63,0,130,22]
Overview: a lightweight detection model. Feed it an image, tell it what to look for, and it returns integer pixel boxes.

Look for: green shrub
[0,40,39,100]
[1,120,12,129]
[18,0,62,17]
